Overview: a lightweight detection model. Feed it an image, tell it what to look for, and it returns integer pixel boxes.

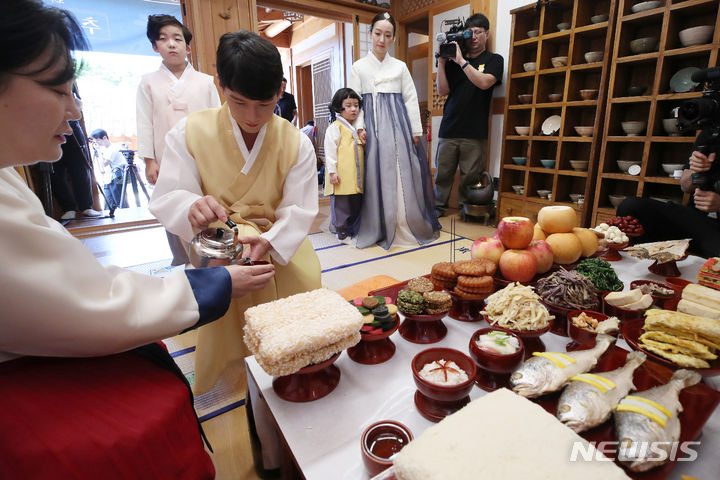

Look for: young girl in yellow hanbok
[324,88,364,241]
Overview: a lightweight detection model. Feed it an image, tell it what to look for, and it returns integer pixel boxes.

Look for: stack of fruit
[595,215,644,242]
[470,216,553,283]
[351,295,397,335]
[533,206,599,265]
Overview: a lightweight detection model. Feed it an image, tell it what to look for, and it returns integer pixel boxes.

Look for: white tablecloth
[246,254,719,479]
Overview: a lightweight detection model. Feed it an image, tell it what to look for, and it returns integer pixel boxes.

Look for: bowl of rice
[412,347,476,403]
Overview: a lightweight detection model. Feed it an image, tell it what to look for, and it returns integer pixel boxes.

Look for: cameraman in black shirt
[434,13,503,217]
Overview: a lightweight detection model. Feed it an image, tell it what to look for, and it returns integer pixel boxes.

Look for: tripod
[118,160,150,208]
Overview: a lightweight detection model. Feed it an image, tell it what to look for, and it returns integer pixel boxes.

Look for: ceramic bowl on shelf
[631,1,661,13]
[540,159,556,169]
[569,160,589,171]
[629,36,658,54]
[579,89,599,100]
[537,189,551,199]
[557,22,571,31]
[517,94,533,104]
[678,26,714,47]
[569,193,583,203]
[662,118,680,136]
[617,160,641,173]
[511,185,524,194]
[584,51,603,63]
[661,163,685,176]
[468,328,525,392]
[515,126,531,135]
[527,30,539,38]
[551,56,568,68]
[361,420,413,477]
[547,93,563,102]
[590,14,609,24]
[627,85,647,96]
[609,194,627,208]
[669,67,701,93]
[523,62,537,72]
[511,156,527,165]
[621,121,646,136]
[574,126,594,137]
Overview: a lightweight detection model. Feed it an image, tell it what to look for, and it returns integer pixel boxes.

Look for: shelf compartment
[601,140,646,175]
[559,141,592,171]
[647,142,693,177]
[539,37,571,70]
[507,76,536,107]
[556,173,589,204]
[500,169,527,197]
[607,101,651,136]
[576,0,612,29]
[616,16,663,59]
[529,140,559,168]
[659,49,711,94]
[510,43,541,76]
[533,107,563,137]
[542,0,575,34]
[536,72,568,103]
[527,171,555,201]
[567,68,603,101]
[652,98,693,136]
[611,57,658,98]
[563,105,601,137]
[597,178,639,210]
[502,139,530,167]
[641,183,684,204]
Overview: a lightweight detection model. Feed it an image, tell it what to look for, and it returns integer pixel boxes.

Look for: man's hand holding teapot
[189,195,228,231]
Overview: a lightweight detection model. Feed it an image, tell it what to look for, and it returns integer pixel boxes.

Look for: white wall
[488,0,533,179]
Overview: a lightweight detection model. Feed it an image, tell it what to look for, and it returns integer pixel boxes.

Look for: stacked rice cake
[677,283,720,320]
[640,309,720,368]
[393,388,630,480]
[244,289,363,376]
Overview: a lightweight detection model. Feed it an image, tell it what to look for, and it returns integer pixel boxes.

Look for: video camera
[677,66,720,192]
[435,18,471,59]
[119,149,136,165]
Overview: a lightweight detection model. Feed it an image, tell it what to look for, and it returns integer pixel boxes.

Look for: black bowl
[627,86,646,96]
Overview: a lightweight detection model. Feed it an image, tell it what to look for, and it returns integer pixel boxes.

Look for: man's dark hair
[370,12,396,36]
[146,15,192,46]
[90,129,108,140]
[216,30,283,100]
[465,13,490,31]
[282,77,287,83]
[329,88,362,122]
[0,0,89,91]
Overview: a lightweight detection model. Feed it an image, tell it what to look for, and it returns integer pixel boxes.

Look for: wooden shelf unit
[592,0,720,225]
[498,0,619,226]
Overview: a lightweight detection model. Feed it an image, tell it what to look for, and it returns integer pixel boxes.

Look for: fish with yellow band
[615,369,701,472]
[510,334,615,398]
[557,351,646,433]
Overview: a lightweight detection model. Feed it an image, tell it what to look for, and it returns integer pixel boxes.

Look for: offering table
[245,254,719,479]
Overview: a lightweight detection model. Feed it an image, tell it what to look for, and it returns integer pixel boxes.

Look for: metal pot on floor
[461,171,496,224]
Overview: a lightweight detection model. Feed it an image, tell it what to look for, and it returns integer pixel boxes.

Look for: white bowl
[537,189,551,199]
[512,185,525,194]
[631,1,661,13]
[662,118,680,136]
[557,23,571,31]
[661,163,685,176]
[569,160,589,171]
[591,15,609,24]
[609,195,627,208]
[679,26,714,47]
[515,126,531,136]
[617,160,641,173]
[621,121,646,136]
[551,56,568,68]
[527,30,540,38]
[523,62,537,72]
[584,51,603,63]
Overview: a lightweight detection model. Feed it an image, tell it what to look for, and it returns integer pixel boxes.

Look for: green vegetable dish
[575,257,623,292]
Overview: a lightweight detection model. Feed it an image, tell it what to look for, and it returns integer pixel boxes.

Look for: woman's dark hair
[0,0,89,90]
[90,129,109,140]
[465,13,490,31]
[216,30,283,101]
[329,88,362,122]
[370,12,396,36]
[146,14,192,46]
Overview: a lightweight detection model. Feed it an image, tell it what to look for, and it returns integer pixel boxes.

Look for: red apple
[498,249,538,283]
[527,240,554,274]
[471,237,505,265]
[497,216,534,249]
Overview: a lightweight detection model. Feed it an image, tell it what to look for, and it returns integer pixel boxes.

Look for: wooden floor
[81,204,496,479]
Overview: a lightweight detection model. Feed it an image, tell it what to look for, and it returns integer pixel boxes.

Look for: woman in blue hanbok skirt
[350,12,440,250]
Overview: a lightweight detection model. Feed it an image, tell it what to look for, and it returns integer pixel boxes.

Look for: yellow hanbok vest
[323,120,364,196]
[185,104,321,394]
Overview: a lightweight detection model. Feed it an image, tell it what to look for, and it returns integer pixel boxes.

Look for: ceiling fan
[259,9,303,38]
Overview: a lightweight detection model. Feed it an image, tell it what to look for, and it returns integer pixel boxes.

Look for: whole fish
[557,350,646,432]
[510,334,615,398]
[614,369,701,472]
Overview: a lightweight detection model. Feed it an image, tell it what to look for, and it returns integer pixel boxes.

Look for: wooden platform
[65,207,160,239]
